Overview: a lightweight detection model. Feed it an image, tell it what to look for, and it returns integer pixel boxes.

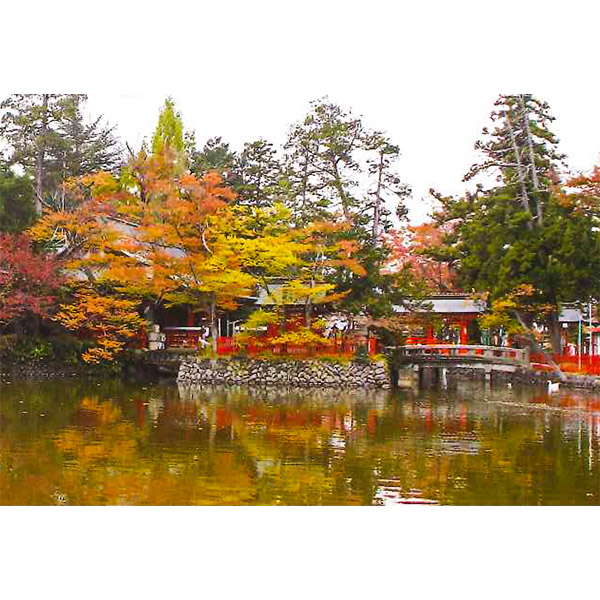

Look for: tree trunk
[372,150,384,240]
[331,160,352,223]
[519,95,544,226]
[547,311,563,356]
[35,94,50,215]
[210,292,217,363]
[305,278,314,328]
[507,113,533,230]
[300,150,309,225]
[305,298,312,329]
[513,310,566,382]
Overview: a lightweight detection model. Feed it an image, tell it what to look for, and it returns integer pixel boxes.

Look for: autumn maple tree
[128,168,258,357]
[565,162,600,220]
[54,288,143,363]
[0,232,62,330]
[386,222,459,293]
[30,141,266,359]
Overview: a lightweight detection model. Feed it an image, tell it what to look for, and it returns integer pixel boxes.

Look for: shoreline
[2,360,599,392]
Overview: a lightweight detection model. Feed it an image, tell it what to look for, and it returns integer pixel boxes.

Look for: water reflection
[1,379,599,505]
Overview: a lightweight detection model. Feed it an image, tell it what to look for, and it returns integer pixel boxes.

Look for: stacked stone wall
[177,358,391,388]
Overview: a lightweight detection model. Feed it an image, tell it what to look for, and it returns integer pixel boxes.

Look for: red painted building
[392,295,486,345]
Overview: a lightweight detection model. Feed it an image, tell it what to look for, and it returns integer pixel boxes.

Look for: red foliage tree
[0,233,62,327]
[565,162,600,218]
[386,224,459,293]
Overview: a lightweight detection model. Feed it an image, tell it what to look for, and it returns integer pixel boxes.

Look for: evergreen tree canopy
[465,94,565,229]
[0,94,121,215]
[0,167,36,233]
[432,94,600,353]
[281,99,411,320]
[151,97,186,173]
[234,139,282,209]
[55,103,122,179]
[189,136,237,182]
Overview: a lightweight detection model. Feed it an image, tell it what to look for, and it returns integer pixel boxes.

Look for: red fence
[165,329,203,349]
[149,328,378,358]
[217,336,237,355]
[223,336,377,358]
[530,353,600,376]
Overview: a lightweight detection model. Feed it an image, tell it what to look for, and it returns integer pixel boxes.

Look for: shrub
[0,336,53,363]
[353,344,371,365]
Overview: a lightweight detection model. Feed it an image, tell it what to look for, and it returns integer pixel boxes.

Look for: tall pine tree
[435,94,600,355]
[0,94,121,215]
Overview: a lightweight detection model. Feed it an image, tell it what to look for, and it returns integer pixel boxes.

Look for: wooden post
[484,366,492,386]
[441,367,448,389]
[412,364,420,387]
[140,326,147,350]
[210,292,217,362]
[421,366,437,387]
[426,326,435,344]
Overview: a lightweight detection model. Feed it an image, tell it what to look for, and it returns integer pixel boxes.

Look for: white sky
[3,1,600,224]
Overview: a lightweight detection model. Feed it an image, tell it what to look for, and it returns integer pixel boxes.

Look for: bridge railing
[396,344,529,365]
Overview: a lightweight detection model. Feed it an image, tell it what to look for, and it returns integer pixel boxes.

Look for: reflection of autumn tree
[2,382,599,505]
[0,436,62,505]
[1,393,256,505]
[240,412,361,505]
[56,397,260,505]
[176,388,379,504]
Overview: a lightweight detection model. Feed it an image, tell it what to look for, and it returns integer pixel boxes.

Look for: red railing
[400,344,528,364]
[164,328,203,349]
[405,337,482,356]
[405,336,439,345]
[530,353,600,376]
[159,329,378,357]
[227,336,377,358]
[217,336,238,355]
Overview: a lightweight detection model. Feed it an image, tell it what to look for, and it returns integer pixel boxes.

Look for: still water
[1,378,600,505]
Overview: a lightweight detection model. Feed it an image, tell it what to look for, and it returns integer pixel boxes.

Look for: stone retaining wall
[396,363,600,391]
[520,370,600,391]
[1,362,94,381]
[177,358,391,388]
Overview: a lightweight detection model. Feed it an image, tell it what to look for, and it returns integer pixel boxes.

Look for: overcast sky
[3,1,600,224]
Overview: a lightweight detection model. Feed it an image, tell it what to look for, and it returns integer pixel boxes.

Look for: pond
[1,378,599,505]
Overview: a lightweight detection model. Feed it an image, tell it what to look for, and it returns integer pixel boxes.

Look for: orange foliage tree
[54,289,143,363]
[31,147,261,359]
[29,145,325,360]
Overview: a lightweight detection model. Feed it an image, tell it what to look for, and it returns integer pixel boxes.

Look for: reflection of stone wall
[177,358,391,388]
[177,383,390,406]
